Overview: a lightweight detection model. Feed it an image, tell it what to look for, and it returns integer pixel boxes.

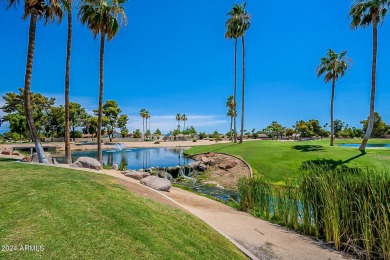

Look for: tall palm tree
[145,111,150,138]
[79,0,126,163]
[226,3,251,144]
[316,49,351,146]
[64,0,73,164]
[139,108,147,141]
[176,113,181,132]
[226,95,236,141]
[225,6,240,143]
[350,0,389,151]
[181,114,188,131]
[3,0,63,163]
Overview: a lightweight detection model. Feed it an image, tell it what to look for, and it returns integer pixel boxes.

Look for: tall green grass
[238,166,390,259]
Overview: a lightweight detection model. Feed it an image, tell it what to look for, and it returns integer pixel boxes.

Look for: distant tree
[101,100,122,142]
[308,119,322,136]
[172,128,181,140]
[69,102,87,139]
[183,126,197,137]
[263,121,284,140]
[198,132,207,140]
[181,114,188,131]
[8,114,27,142]
[360,112,388,137]
[79,0,127,163]
[334,119,345,134]
[176,113,182,131]
[211,130,220,139]
[118,114,129,137]
[285,128,294,139]
[226,95,236,141]
[350,0,388,151]
[139,108,147,141]
[317,49,351,146]
[133,129,142,138]
[154,128,162,136]
[44,105,65,138]
[294,120,314,138]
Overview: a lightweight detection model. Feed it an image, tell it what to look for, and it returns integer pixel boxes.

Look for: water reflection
[54,147,193,170]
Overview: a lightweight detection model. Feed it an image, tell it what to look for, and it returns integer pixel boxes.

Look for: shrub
[238,166,390,259]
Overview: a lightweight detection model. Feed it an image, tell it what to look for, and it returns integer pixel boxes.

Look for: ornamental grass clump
[238,165,390,259]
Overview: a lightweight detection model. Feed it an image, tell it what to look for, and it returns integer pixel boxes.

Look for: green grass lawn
[0,159,246,260]
[185,139,390,184]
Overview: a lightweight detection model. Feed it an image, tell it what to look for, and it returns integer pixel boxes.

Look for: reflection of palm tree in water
[142,149,149,169]
[107,153,114,166]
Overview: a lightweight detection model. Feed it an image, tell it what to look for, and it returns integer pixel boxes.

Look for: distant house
[257,134,268,139]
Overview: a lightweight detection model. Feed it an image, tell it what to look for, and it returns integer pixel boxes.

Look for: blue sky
[1,0,390,134]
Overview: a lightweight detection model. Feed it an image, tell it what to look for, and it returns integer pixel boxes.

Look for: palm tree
[3,0,63,163]
[225,5,240,143]
[79,0,126,163]
[226,3,251,144]
[145,111,151,138]
[139,108,147,141]
[350,0,389,151]
[176,113,181,132]
[316,49,351,146]
[226,95,236,141]
[64,0,73,164]
[181,114,188,131]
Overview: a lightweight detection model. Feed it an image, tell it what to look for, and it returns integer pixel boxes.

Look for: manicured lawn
[185,139,390,184]
[0,159,246,259]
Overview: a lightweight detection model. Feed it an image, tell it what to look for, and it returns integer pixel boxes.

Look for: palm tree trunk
[233,38,238,143]
[240,35,245,144]
[359,12,377,152]
[142,117,145,141]
[64,5,72,164]
[330,78,335,146]
[24,10,48,163]
[230,116,233,141]
[97,33,105,164]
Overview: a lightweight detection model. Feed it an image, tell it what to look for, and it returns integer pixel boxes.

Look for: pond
[53,147,194,170]
[338,143,390,148]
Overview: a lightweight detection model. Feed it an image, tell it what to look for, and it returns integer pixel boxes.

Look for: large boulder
[140,176,171,192]
[198,163,208,171]
[201,156,211,165]
[124,170,150,180]
[206,152,216,157]
[218,160,237,170]
[71,157,102,170]
[111,164,119,170]
[188,161,200,169]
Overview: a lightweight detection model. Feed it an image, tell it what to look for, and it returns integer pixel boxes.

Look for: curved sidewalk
[94,169,348,260]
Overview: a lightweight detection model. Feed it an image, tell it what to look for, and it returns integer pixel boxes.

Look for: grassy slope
[0,159,246,260]
[185,139,390,184]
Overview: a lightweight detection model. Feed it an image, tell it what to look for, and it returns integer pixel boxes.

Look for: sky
[1,0,390,134]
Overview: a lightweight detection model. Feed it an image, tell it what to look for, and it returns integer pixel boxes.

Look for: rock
[21,156,32,162]
[218,160,237,170]
[198,163,208,171]
[140,176,171,192]
[124,171,150,180]
[71,157,102,170]
[188,161,201,169]
[201,156,211,165]
[206,152,216,157]
[32,152,54,164]
[1,149,12,155]
[112,164,119,170]
[209,159,216,166]
[12,151,20,156]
